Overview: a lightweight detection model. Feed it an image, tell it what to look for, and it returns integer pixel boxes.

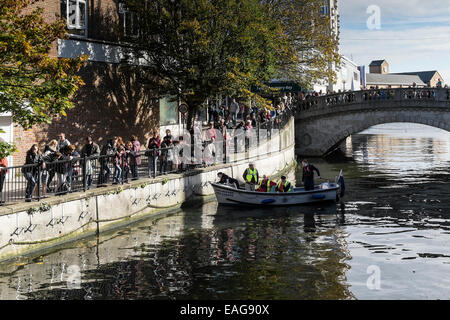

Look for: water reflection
[0,200,354,300]
[339,123,450,299]
[0,123,449,299]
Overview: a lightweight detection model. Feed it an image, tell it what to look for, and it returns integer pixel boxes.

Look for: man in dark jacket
[242,162,259,191]
[160,133,173,174]
[146,131,161,176]
[81,137,100,189]
[302,159,321,191]
[217,172,239,189]
[22,144,46,201]
[98,137,117,186]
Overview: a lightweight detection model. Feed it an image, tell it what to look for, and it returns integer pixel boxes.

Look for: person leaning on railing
[160,132,173,174]
[129,135,142,180]
[22,144,46,202]
[42,139,58,194]
[113,144,128,184]
[54,150,68,194]
[98,137,118,186]
[81,137,100,190]
[146,131,161,177]
[62,144,79,191]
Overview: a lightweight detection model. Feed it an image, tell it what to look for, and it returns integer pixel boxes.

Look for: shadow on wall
[33,1,160,151]
[34,62,159,151]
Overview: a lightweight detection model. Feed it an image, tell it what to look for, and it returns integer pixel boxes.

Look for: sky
[339,0,450,84]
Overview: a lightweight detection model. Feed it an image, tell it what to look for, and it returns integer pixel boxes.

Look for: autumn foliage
[0,0,87,156]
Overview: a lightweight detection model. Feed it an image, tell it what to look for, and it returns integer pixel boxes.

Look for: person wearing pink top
[206,122,217,142]
[129,135,141,180]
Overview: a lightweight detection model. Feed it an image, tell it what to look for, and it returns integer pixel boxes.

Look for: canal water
[1,122,450,300]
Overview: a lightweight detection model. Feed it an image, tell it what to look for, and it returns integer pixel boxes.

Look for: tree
[120,0,293,129]
[264,0,341,90]
[0,0,87,156]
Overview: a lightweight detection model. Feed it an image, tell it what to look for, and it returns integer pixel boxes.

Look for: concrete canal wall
[0,118,296,262]
[0,202,218,299]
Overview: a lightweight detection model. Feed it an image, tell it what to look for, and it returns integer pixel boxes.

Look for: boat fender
[312,194,326,200]
[339,175,345,198]
[261,199,276,204]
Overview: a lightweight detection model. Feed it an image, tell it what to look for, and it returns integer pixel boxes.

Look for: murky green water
[1,123,450,300]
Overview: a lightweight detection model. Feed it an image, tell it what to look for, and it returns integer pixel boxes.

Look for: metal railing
[297,87,450,112]
[0,109,294,205]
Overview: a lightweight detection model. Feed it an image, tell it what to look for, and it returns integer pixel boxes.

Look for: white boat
[211,182,341,206]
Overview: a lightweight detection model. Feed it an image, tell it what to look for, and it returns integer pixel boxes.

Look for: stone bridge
[294,87,450,156]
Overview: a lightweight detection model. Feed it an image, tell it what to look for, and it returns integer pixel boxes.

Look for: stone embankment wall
[0,118,296,262]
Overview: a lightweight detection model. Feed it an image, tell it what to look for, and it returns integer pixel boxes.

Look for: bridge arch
[325,115,450,156]
[294,88,450,156]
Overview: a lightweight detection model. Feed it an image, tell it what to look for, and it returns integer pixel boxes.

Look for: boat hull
[211,183,339,206]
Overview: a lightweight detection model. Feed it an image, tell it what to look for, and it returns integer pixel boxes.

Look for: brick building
[392,71,445,87]
[11,0,179,165]
[365,59,445,89]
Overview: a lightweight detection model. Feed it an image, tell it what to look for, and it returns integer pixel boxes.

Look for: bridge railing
[297,87,450,112]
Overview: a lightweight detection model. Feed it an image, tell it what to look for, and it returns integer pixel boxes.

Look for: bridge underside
[295,109,450,157]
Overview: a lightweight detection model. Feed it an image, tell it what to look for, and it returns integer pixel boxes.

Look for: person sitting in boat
[242,162,259,191]
[257,175,277,192]
[276,176,293,193]
[217,172,239,189]
[302,159,321,191]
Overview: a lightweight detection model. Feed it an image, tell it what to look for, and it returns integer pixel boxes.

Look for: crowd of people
[205,93,296,132]
[17,133,147,201]
[0,92,299,204]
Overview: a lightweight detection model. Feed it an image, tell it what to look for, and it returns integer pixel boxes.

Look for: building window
[354,72,359,81]
[119,3,139,38]
[61,0,87,37]
[320,5,329,16]
[160,96,179,126]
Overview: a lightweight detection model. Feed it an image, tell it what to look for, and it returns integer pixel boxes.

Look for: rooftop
[366,73,426,86]
[392,71,441,83]
[369,60,387,66]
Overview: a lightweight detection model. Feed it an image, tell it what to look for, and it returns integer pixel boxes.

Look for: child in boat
[257,175,277,192]
[276,176,293,193]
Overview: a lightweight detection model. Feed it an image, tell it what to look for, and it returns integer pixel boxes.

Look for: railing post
[154,150,157,178]
[83,155,87,192]
[121,154,124,184]
[37,164,41,201]
[223,131,226,164]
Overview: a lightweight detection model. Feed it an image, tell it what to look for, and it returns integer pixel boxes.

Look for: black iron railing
[297,87,450,112]
[0,109,294,205]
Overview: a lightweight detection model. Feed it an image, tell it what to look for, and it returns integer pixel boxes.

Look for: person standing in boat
[257,175,277,192]
[242,162,259,191]
[302,159,321,191]
[217,172,239,189]
[276,176,293,193]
